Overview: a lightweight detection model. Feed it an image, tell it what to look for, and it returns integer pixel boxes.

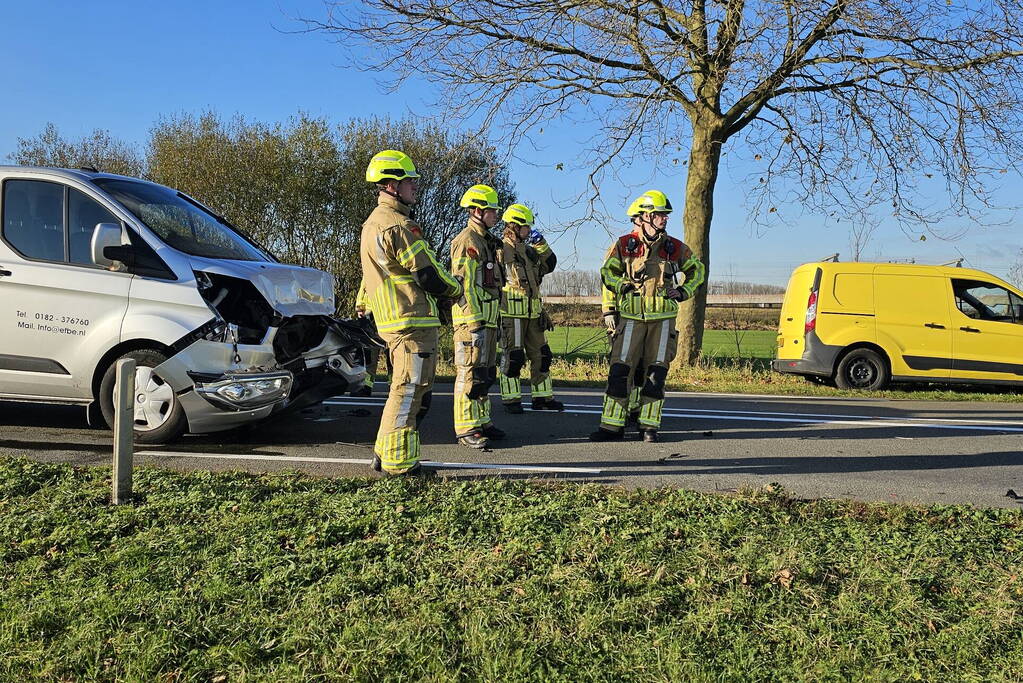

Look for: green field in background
[546,326,777,359]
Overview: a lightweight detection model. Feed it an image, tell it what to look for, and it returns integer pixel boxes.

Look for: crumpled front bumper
[155,325,366,434]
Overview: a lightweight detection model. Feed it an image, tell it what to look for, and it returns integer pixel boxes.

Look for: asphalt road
[2,384,1023,508]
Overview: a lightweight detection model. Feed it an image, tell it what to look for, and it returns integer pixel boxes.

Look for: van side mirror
[91,223,128,268]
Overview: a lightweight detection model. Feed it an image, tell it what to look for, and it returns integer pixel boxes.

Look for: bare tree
[848,217,881,262]
[541,270,603,297]
[1008,248,1023,288]
[306,0,1023,362]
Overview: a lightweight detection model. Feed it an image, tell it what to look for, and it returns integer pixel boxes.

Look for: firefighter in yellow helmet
[450,184,506,449]
[591,190,706,443]
[360,150,462,474]
[496,203,563,413]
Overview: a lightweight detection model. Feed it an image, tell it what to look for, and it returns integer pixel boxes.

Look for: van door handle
[960,326,981,333]
[0,268,11,277]
[924,323,945,329]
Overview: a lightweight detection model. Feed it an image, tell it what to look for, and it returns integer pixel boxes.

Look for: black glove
[616,281,636,296]
[539,311,555,332]
[437,298,453,326]
[666,287,689,302]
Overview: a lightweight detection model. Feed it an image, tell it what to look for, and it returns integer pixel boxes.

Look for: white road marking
[324,398,1023,434]
[548,402,1023,428]
[136,451,603,474]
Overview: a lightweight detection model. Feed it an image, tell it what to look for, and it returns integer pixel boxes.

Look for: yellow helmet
[629,190,673,215]
[502,203,534,227]
[460,184,501,211]
[365,150,420,184]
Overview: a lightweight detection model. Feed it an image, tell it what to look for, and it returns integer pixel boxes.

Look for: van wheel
[835,349,889,391]
[99,349,187,444]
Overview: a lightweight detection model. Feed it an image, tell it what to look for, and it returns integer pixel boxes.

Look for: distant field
[545,326,776,360]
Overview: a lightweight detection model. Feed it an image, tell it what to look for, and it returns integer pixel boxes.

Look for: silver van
[0,166,374,442]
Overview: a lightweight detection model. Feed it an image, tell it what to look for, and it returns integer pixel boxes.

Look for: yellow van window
[831,273,873,311]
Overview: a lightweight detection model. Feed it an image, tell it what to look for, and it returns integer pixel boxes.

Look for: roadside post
[112,358,135,504]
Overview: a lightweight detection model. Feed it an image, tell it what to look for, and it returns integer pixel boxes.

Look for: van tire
[835,348,889,391]
[99,349,187,444]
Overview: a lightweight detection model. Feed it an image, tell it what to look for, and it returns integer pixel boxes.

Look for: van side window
[68,188,119,265]
[952,279,1021,324]
[2,180,66,262]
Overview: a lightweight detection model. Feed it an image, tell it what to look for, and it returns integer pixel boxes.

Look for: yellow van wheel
[835,348,889,391]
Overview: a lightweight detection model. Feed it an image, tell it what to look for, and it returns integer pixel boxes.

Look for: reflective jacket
[451,217,504,329]
[599,230,706,321]
[359,195,461,334]
[499,235,556,319]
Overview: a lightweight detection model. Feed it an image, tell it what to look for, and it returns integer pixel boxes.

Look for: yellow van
[773,261,1023,390]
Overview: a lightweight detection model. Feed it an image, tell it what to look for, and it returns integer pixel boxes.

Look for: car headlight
[194,372,293,410]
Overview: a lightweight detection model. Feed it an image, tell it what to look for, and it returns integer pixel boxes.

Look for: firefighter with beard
[450,184,506,449]
[496,203,564,414]
[360,150,462,475]
[590,190,706,443]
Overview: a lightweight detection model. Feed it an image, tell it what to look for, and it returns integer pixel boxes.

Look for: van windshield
[93,179,269,262]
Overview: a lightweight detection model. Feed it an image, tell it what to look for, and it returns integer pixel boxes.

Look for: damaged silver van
[0,166,376,443]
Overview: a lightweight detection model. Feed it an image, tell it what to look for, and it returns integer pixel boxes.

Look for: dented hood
[188,256,336,317]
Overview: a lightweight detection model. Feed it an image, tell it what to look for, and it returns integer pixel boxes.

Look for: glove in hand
[603,312,619,334]
[665,287,685,302]
[527,229,544,245]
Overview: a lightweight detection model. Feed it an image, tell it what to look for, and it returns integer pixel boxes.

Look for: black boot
[641,429,658,443]
[458,430,490,450]
[481,424,506,440]
[371,455,382,472]
[531,397,565,412]
[589,427,624,442]
[503,401,524,414]
[627,410,640,428]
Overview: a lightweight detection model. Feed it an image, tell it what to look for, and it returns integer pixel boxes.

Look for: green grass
[2,458,1022,681]
[536,327,777,360]
[532,327,1023,402]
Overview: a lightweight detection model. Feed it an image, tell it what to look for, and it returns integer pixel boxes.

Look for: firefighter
[590,190,706,443]
[361,150,462,475]
[496,203,564,413]
[451,184,506,449]
[350,279,377,397]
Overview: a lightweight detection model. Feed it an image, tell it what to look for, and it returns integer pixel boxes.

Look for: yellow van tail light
[805,267,823,334]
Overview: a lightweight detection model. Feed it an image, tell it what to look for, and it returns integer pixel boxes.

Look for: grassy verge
[2,459,1021,680]
[430,326,1023,402]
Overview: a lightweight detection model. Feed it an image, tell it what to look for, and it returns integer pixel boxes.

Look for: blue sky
[2,1,1020,286]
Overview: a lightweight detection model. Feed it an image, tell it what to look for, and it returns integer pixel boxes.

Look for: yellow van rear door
[776,265,818,359]
[874,272,951,378]
[948,278,1023,382]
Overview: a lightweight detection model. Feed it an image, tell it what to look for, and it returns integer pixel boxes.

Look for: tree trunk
[678,120,724,364]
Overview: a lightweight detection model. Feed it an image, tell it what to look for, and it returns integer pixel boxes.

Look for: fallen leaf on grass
[776,568,794,588]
